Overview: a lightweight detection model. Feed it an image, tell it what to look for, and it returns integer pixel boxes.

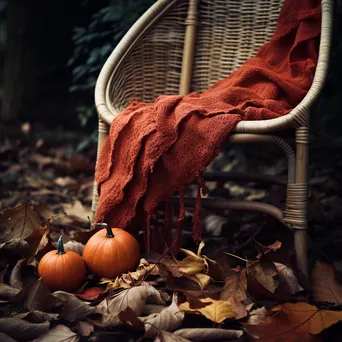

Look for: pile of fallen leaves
[1,204,342,341]
[2,132,342,263]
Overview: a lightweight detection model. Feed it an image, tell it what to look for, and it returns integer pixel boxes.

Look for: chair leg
[285,127,309,280]
[91,119,109,221]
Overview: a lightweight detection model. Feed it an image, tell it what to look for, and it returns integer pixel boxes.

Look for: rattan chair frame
[92,0,333,279]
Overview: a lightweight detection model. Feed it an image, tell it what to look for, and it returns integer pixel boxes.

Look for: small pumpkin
[38,236,87,291]
[83,223,140,278]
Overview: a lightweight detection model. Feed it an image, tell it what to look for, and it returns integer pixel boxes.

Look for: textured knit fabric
[95,0,321,251]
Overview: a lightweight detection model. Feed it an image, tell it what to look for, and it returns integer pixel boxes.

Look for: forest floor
[1,126,342,341]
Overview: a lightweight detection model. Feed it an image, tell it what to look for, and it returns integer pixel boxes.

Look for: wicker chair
[92,0,333,279]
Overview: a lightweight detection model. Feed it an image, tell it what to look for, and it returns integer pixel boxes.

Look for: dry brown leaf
[15,311,58,323]
[155,330,191,342]
[23,279,56,312]
[91,306,144,330]
[227,294,248,319]
[140,296,184,338]
[311,262,342,304]
[244,302,342,341]
[174,328,243,341]
[24,226,50,262]
[0,238,28,253]
[9,259,26,289]
[248,261,279,294]
[0,204,42,243]
[118,307,145,331]
[219,268,247,302]
[53,291,95,321]
[0,318,49,341]
[275,262,304,295]
[0,283,20,302]
[166,273,205,292]
[94,283,166,326]
[32,324,79,342]
[203,256,224,281]
[179,297,235,323]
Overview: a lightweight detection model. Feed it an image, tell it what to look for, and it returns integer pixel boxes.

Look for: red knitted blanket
[95,0,321,251]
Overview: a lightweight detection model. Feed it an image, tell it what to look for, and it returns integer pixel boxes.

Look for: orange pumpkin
[83,223,140,278]
[38,236,87,291]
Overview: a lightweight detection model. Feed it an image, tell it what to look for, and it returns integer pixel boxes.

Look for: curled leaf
[53,291,95,321]
[274,262,304,295]
[93,284,167,327]
[24,279,56,312]
[9,259,25,290]
[248,261,278,294]
[174,328,243,341]
[15,311,58,323]
[140,296,184,338]
[0,318,49,341]
[32,324,79,342]
[0,284,20,302]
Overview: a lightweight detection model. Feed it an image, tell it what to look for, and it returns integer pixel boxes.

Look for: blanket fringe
[171,188,185,255]
[164,201,172,247]
[146,214,151,253]
[193,176,206,242]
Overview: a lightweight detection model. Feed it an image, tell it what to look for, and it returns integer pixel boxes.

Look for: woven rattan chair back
[106,0,284,115]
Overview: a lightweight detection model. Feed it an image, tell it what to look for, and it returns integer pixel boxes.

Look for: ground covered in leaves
[1,128,342,341]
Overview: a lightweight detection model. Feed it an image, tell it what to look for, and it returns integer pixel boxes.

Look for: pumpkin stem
[92,222,114,238]
[57,236,66,254]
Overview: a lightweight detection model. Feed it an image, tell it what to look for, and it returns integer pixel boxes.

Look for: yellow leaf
[197,241,205,257]
[180,248,200,259]
[179,297,235,323]
[192,273,211,289]
[178,256,206,275]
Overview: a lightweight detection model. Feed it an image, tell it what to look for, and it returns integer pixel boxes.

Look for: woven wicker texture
[107,1,188,114]
[107,0,284,114]
[191,0,284,92]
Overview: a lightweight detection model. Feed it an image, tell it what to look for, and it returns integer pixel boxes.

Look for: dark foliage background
[0,0,341,139]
